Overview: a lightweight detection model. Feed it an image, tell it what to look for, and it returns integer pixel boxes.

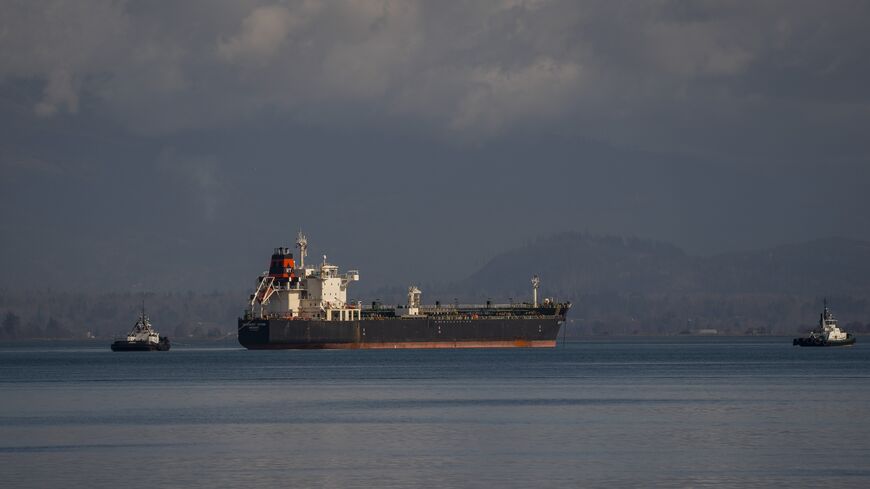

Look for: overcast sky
[1,0,869,293]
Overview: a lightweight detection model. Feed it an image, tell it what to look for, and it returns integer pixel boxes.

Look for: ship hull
[238,317,563,350]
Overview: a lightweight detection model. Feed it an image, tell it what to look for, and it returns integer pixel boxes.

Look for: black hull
[110,338,171,351]
[238,317,564,349]
[793,335,856,347]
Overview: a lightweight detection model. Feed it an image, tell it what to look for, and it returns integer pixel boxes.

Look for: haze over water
[2,337,869,488]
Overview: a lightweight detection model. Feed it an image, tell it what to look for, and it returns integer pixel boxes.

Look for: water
[2,337,869,488]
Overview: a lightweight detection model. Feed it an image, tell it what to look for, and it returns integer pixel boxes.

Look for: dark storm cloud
[3,0,867,145]
[1,1,869,291]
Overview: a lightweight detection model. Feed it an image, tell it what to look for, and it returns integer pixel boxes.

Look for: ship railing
[360,302,568,311]
[244,303,569,321]
[362,303,518,310]
[359,302,570,320]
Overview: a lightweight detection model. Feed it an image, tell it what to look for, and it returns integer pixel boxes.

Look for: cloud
[450,57,581,134]
[0,0,868,149]
[642,19,755,77]
[34,68,79,117]
[317,1,421,101]
[217,4,301,63]
[0,0,129,116]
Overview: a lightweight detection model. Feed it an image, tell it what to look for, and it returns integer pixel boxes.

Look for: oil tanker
[237,232,570,349]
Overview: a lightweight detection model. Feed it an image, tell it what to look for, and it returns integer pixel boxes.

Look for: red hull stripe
[244,340,556,350]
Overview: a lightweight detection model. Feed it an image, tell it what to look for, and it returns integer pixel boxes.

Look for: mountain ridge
[438,233,870,299]
[412,233,870,334]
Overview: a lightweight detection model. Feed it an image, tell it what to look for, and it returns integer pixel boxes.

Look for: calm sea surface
[1,337,869,488]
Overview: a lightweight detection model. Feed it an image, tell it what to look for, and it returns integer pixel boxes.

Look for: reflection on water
[1,337,869,488]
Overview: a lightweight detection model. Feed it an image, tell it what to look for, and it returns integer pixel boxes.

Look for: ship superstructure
[249,231,361,322]
[239,232,570,349]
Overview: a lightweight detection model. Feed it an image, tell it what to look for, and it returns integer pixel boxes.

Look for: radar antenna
[531,274,540,307]
[296,230,308,268]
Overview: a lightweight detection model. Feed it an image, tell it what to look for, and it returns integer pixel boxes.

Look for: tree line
[0,290,245,340]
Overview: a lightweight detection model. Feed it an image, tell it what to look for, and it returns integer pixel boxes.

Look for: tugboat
[793,299,856,347]
[111,306,171,351]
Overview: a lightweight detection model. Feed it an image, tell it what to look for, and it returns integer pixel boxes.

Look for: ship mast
[531,275,540,307]
[296,230,308,269]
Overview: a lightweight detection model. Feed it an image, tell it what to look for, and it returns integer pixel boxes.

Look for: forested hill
[457,233,691,298]
[695,238,870,295]
[0,291,244,341]
[425,233,870,335]
[451,233,870,299]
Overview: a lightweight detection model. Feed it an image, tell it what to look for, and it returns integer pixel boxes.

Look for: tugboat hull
[793,335,856,347]
[110,338,171,351]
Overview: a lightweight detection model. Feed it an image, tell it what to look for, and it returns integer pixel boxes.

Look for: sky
[1,0,869,294]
